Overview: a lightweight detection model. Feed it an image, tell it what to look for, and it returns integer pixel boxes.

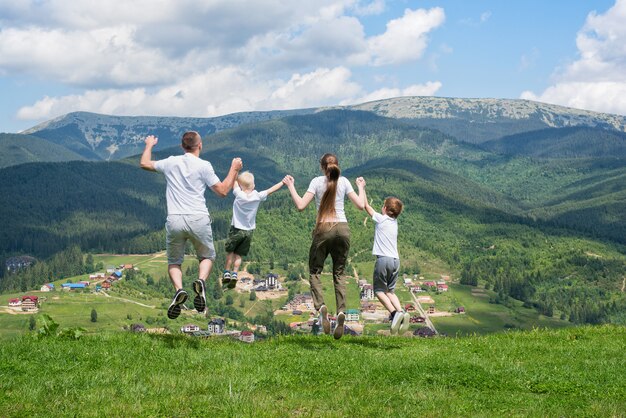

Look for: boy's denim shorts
[165,214,216,265]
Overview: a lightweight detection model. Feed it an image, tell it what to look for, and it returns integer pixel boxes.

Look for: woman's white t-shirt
[306,176,355,222]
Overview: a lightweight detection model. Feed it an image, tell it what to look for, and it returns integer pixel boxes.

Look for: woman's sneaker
[399,311,411,334]
[333,311,345,340]
[222,271,231,287]
[390,311,403,335]
[167,289,188,319]
[319,305,330,335]
[192,280,207,313]
[228,272,238,289]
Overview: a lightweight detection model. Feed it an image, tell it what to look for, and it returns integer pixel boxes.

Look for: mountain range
[13,96,626,163]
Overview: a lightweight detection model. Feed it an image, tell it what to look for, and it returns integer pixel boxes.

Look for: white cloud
[368,7,445,66]
[17,66,366,120]
[4,1,445,122]
[521,0,626,115]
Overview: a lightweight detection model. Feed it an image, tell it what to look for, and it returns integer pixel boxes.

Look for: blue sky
[0,0,623,133]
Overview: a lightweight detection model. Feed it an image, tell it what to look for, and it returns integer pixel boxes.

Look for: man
[140,131,242,319]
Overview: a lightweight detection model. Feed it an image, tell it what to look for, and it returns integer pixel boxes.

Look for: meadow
[0,326,624,417]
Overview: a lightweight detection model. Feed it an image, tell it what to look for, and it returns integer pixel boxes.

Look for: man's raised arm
[211,158,243,197]
[140,135,158,172]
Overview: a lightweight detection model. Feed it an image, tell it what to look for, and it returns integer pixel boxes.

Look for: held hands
[145,135,158,147]
[282,175,295,187]
[231,157,243,171]
[356,177,366,188]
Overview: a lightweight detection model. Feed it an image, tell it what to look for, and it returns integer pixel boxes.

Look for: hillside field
[0,326,624,416]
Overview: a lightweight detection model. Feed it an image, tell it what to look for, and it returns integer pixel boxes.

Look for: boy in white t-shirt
[357,178,409,335]
[223,171,283,288]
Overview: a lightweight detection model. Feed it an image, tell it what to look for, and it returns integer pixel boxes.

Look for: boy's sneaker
[333,311,345,340]
[222,271,231,287]
[192,280,207,313]
[227,272,238,289]
[167,289,188,319]
[399,311,411,334]
[319,305,330,335]
[390,311,403,335]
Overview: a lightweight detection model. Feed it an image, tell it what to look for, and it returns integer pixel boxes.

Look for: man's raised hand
[231,158,243,171]
[145,135,158,147]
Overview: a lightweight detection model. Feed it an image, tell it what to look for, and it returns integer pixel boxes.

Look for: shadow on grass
[147,333,202,350]
[274,335,405,351]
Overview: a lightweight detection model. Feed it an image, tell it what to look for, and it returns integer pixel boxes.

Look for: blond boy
[223,171,283,288]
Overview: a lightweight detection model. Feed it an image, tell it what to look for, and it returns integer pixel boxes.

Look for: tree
[90,308,98,323]
[29,315,36,331]
[249,290,257,301]
[85,254,95,273]
[225,294,234,305]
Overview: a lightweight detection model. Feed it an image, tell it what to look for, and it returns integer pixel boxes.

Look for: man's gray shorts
[373,256,400,293]
[165,214,216,265]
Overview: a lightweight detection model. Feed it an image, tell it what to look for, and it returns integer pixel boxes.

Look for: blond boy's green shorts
[224,226,254,256]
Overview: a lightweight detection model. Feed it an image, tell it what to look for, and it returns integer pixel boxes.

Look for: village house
[345,309,360,322]
[40,283,55,292]
[181,324,201,333]
[403,277,413,286]
[410,316,426,324]
[89,273,106,280]
[130,323,146,333]
[123,264,133,270]
[8,298,21,307]
[239,330,255,343]
[21,295,39,311]
[283,293,314,311]
[455,306,465,313]
[360,284,374,301]
[437,284,449,292]
[105,265,116,274]
[208,318,225,334]
[102,281,112,290]
[405,303,416,312]
[423,281,436,288]
[61,283,87,291]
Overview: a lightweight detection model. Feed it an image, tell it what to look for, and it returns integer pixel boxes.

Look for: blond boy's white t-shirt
[231,185,268,230]
[306,176,354,222]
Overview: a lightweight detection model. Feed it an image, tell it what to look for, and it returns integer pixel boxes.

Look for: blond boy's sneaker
[319,305,330,335]
[333,311,345,340]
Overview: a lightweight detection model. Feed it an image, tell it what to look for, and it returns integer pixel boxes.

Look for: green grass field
[1,326,624,416]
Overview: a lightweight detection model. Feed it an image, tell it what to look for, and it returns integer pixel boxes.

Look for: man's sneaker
[399,311,411,334]
[228,272,238,289]
[319,305,330,335]
[222,271,231,287]
[192,280,207,313]
[390,311,403,335]
[167,289,188,319]
[333,311,345,340]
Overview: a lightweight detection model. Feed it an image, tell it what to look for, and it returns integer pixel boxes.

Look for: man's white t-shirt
[372,212,399,259]
[154,153,220,215]
[306,176,355,223]
[231,185,268,230]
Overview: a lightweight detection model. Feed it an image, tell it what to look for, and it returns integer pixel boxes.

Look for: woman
[283,153,365,339]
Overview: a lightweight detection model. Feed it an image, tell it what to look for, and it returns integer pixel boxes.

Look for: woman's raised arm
[347,177,366,210]
[283,175,315,211]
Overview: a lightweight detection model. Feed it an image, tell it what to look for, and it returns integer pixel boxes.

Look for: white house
[181,324,200,333]
[360,284,374,301]
[239,330,254,343]
[208,318,225,334]
[40,283,55,292]
[345,309,360,322]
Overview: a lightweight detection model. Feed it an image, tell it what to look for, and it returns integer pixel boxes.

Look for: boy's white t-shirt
[231,185,268,230]
[154,153,220,215]
[306,176,355,222]
[372,212,399,259]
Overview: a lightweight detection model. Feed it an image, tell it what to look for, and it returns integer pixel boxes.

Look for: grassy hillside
[0,133,85,168]
[0,326,624,416]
